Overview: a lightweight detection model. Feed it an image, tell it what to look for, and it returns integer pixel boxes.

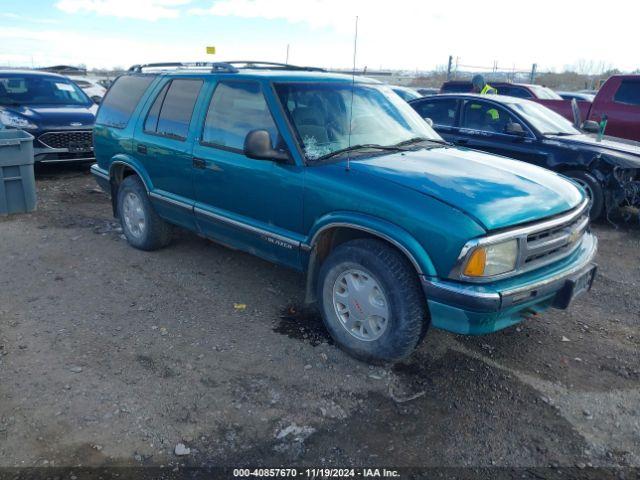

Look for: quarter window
[202,81,279,150]
[96,75,155,128]
[413,99,458,127]
[613,81,640,106]
[144,79,203,140]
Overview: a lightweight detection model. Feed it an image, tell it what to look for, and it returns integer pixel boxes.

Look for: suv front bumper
[421,232,597,334]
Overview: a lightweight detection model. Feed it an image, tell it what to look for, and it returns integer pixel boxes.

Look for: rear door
[456,99,549,166]
[133,77,205,229]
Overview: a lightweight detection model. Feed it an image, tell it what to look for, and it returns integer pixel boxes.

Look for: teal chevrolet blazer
[91,62,597,363]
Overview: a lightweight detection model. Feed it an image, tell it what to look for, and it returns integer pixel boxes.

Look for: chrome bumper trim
[423,233,598,313]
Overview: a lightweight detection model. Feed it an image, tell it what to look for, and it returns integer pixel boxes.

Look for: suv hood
[348,147,583,231]
[1,104,97,129]
[547,134,640,168]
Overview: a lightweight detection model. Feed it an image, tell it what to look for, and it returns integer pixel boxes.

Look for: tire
[317,238,428,363]
[117,175,172,251]
[565,170,604,220]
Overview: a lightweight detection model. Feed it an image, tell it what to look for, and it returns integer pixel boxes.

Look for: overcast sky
[0,0,638,73]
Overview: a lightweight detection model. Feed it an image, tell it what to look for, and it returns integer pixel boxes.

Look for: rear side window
[202,81,278,151]
[413,99,458,127]
[613,81,640,106]
[144,79,203,140]
[96,75,155,128]
[144,82,170,133]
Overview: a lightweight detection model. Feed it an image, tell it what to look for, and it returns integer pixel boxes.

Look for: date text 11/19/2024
[233,468,400,477]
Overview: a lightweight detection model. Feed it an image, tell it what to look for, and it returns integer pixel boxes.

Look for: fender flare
[107,155,153,215]
[301,212,437,303]
[108,155,153,192]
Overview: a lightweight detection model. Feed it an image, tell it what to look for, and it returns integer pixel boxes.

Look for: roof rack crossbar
[127,61,324,74]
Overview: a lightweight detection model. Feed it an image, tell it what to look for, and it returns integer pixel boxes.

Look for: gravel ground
[0,164,638,472]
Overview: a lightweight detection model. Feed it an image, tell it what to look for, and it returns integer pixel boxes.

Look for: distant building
[37,65,87,76]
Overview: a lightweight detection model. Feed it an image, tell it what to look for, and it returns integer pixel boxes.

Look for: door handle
[192,157,206,169]
[455,139,469,145]
[137,144,147,154]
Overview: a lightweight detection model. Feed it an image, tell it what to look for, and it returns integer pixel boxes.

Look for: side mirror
[582,120,600,134]
[505,122,526,136]
[244,130,290,162]
[92,96,102,105]
[423,117,434,127]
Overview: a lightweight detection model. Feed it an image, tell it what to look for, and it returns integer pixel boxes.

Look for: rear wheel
[317,239,428,363]
[566,170,604,220]
[117,175,172,251]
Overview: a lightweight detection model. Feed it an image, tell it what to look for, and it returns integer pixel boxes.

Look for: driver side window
[202,81,279,151]
[462,101,525,135]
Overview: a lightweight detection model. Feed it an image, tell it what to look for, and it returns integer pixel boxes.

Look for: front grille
[522,212,589,269]
[38,130,93,149]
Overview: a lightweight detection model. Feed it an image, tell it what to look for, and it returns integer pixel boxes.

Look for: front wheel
[566,170,604,220]
[317,239,428,363]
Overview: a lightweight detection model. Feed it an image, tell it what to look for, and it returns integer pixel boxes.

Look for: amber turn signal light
[463,248,487,277]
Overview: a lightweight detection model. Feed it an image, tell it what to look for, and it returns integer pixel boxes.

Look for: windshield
[529,85,562,100]
[275,83,442,161]
[0,75,91,106]
[510,101,581,135]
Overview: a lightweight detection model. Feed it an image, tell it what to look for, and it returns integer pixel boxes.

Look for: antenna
[346,15,358,172]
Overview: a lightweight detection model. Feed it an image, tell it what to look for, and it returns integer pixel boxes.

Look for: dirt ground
[0,164,638,473]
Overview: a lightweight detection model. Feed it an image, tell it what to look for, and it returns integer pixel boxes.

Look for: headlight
[463,239,518,277]
[0,110,37,130]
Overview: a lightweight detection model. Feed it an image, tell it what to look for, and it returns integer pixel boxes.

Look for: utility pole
[446,55,453,80]
[285,44,290,64]
[530,63,537,84]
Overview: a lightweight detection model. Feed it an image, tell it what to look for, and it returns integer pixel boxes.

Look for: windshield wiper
[392,136,451,147]
[316,143,407,161]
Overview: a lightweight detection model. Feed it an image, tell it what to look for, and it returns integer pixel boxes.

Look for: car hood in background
[547,133,640,168]
[1,104,97,129]
[348,147,583,231]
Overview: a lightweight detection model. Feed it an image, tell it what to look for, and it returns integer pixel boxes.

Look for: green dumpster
[0,129,36,215]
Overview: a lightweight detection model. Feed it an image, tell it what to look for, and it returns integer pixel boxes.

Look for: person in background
[471,74,497,95]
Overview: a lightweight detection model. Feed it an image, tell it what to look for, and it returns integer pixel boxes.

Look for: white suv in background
[67,76,107,103]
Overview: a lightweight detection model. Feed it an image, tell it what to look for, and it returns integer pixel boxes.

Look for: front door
[191,79,305,269]
[456,99,549,167]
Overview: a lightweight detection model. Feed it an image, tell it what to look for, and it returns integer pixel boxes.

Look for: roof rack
[127,61,325,74]
[224,61,325,72]
[127,62,239,73]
